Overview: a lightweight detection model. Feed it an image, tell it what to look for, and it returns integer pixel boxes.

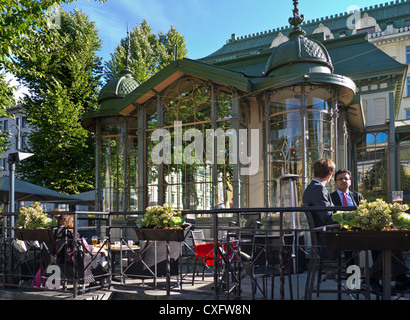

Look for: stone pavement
[1,270,409,301]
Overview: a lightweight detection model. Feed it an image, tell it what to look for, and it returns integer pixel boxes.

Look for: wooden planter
[324,230,410,251]
[135,228,185,242]
[14,228,55,242]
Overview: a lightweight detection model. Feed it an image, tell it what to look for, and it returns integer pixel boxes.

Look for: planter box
[324,231,410,251]
[14,228,55,242]
[135,228,185,242]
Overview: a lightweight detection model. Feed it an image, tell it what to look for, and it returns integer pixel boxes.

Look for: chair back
[252,234,294,268]
[304,211,319,247]
[191,230,206,245]
[191,229,217,266]
[304,211,339,260]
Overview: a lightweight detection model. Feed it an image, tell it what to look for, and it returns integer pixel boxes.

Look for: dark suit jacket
[302,180,335,227]
[330,190,364,207]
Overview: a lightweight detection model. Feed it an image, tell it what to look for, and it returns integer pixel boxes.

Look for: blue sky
[63,0,388,64]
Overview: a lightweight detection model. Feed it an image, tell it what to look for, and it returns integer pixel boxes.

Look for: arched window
[353,13,381,35]
[145,77,249,211]
[312,23,334,40]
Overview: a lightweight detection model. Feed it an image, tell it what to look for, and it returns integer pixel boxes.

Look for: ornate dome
[98,30,140,106]
[81,31,140,132]
[265,0,334,76]
[98,70,140,104]
[265,34,334,76]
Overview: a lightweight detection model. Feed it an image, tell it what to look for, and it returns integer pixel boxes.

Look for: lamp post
[6,152,33,286]
[9,123,21,151]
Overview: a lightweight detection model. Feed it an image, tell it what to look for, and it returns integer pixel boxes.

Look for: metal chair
[12,240,41,285]
[240,233,294,299]
[12,236,54,287]
[191,229,215,284]
[304,211,364,300]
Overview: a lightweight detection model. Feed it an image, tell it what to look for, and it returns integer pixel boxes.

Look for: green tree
[104,20,188,83]
[0,0,106,165]
[12,9,103,194]
[1,0,106,62]
[0,73,15,115]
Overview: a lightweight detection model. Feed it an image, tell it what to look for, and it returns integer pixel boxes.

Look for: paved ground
[1,269,409,301]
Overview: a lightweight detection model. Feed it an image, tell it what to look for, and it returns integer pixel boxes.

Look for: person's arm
[309,187,335,226]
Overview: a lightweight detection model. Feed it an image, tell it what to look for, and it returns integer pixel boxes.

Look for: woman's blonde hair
[57,214,74,228]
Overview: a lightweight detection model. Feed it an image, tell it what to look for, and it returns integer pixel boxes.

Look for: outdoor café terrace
[1,206,410,301]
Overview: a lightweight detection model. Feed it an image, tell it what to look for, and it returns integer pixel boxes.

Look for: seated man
[302,158,337,260]
[330,169,363,207]
[302,158,336,227]
[331,169,410,295]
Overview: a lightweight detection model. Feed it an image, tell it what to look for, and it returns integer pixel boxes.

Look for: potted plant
[14,202,58,242]
[332,199,410,231]
[135,204,186,241]
[326,199,410,250]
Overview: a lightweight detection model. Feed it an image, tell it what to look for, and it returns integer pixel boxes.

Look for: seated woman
[54,214,108,286]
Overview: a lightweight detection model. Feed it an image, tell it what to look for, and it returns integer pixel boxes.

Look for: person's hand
[92,246,108,257]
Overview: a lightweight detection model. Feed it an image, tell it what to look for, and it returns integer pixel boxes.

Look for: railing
[0,211,111,298]
[0,206,355,300]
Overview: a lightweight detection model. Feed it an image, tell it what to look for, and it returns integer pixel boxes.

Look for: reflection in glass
[145,78,248,211]
[99,117,138,212]
[357,131,389,201]
[267,85,335,207]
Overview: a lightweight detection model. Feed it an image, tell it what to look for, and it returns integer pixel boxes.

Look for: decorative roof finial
[121,23,132,76]
[288,0,306,38]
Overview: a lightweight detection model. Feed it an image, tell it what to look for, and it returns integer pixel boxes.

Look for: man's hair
[334,169,351,181]
[313,158,336,179]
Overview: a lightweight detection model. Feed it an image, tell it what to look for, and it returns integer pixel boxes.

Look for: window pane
[407,76,410,97]
[407,46,410,64]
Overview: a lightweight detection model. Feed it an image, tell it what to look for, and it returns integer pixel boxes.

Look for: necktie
[342,192,348,206]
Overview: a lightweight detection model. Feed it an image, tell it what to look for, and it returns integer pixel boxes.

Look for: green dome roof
[265,1,333,76]
[81,70,140,132]
[265,34,334,75]
[265,34,334,76]
[98,71,140,104]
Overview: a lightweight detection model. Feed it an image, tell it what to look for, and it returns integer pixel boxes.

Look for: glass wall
[356,131,389,201]
[145,77,249,211]
[97,117,138,212]
[267,85,336,206]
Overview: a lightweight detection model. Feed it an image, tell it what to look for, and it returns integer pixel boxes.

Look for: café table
[92,243,140,277]
[324,230,410,300]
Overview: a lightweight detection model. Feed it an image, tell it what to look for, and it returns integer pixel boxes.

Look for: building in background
[0,105,31,177]
[81,0,410,238]
[199,0,410,202]
[2,1,410,212]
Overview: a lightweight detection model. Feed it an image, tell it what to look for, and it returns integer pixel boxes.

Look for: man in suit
[303,158,339,270]
[330,169,410,295]
[302,158,336,228]
[330,169,364,207]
